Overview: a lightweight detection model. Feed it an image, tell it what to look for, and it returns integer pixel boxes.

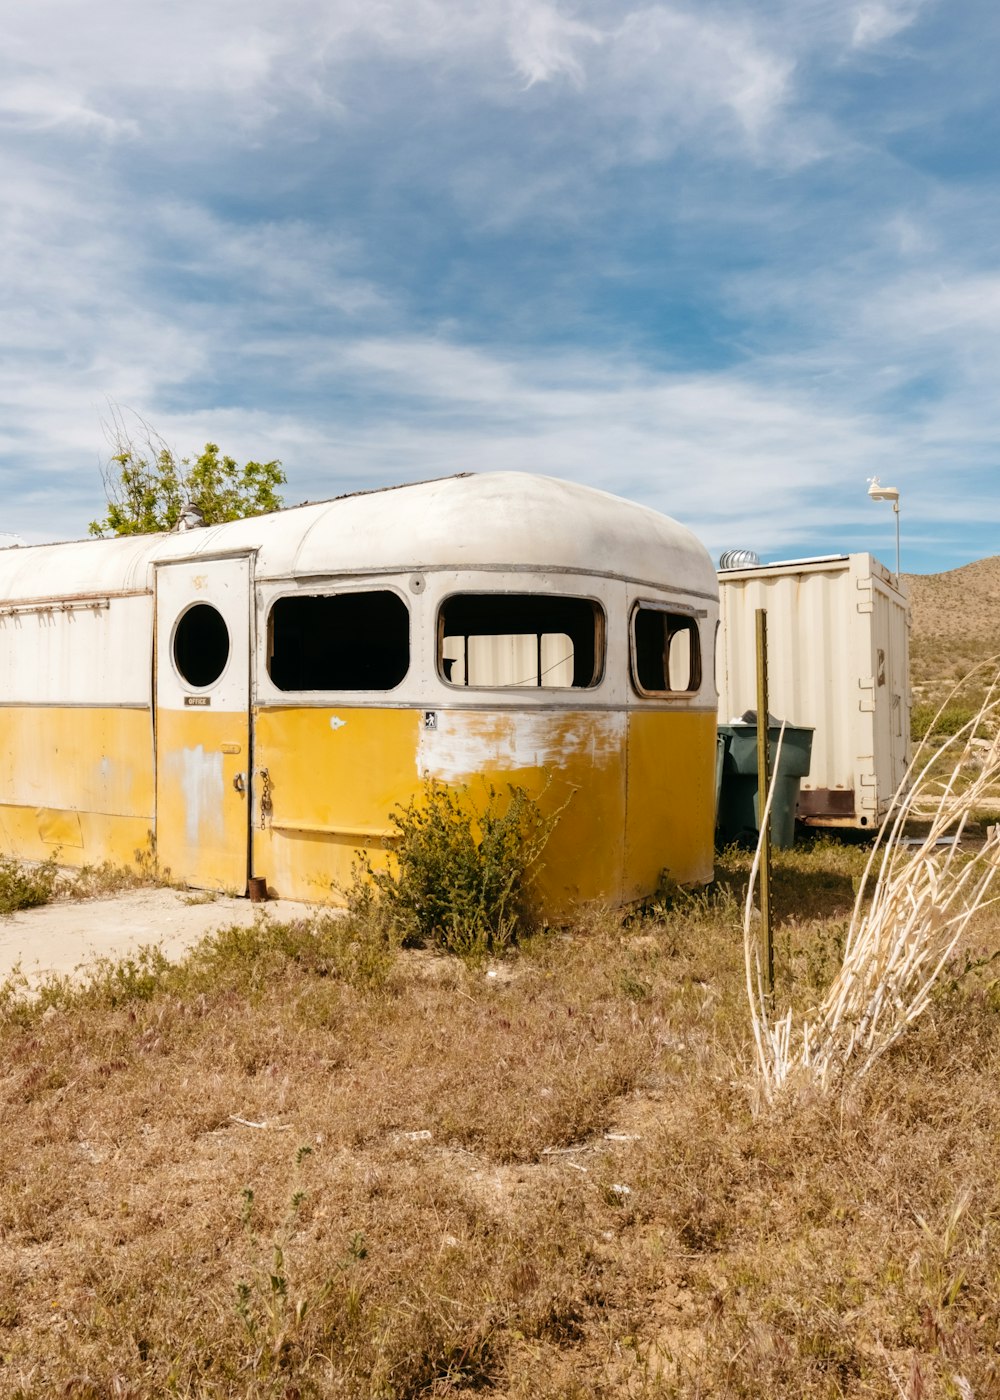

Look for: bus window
[268,590,409,691]
[439,594,603,689]
[174,603,230,688]
[631,605,701,696]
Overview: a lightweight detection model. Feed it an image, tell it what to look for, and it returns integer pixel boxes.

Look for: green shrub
[911,701,981,741]
[0,854,58,915]
[348,780,558,959]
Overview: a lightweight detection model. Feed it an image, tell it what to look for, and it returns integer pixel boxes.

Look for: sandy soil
[0,888,324,987]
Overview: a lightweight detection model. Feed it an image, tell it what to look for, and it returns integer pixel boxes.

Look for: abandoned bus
[0,472,718,912]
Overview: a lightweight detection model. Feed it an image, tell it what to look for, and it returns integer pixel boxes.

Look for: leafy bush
[89,407,285,536]
[0,854,58,915]
[911,700,980,741]
[349,780,558,959]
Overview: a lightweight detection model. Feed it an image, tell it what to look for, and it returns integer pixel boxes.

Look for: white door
[154,555,252,892]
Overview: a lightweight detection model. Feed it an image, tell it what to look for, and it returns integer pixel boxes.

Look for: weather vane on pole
[867,477,901,583]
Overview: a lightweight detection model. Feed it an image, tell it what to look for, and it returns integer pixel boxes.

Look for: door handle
[233,772,246,794]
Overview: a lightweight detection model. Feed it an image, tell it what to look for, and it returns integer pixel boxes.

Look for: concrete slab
[0,888,325,988]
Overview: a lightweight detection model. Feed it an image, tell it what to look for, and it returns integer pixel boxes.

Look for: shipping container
[717,553,910,830]
[0,472,720,911]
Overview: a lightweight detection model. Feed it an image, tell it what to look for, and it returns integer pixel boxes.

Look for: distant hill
[904,556,1000,702]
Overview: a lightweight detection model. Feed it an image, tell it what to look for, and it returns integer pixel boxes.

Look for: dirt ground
[0,888,321,987]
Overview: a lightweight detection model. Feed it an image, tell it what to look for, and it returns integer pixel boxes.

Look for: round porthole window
[173,603,230,688]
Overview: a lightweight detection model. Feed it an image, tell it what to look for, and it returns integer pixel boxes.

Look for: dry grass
[0,849,998,1398]
[61,859,165,901]
[744,684,1000,1105]
[2,565,999,1395]
[0,848,167,917]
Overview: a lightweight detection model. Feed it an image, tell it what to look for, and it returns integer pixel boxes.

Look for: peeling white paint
[166,745,224,849]
[417,710,625,782]
[329,716,346,731]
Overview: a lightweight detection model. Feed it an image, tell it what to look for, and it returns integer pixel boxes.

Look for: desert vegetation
[0,823,998,1397]
[1,567,999,1396]
[343,779,559,960]
[906,556,1000,742]
[0,853,161,918]
[745,681,1000,1114]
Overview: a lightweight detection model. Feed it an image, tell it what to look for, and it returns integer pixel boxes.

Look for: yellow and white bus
[0,472,718,912]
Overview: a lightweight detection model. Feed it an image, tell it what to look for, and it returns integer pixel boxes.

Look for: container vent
[718,549,761,570]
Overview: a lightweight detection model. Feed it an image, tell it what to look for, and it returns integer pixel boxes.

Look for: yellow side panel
[254,707,627,914]
[253,707,422,902]
[0,706,153,815]
[156,710,250,894]
[0,706,154,869]
[0,807,153,871]
[253,706,714,915]
[624,709,716,898]
[417,709,626,914]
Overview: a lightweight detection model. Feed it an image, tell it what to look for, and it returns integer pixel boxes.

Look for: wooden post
[755,608,774,1001]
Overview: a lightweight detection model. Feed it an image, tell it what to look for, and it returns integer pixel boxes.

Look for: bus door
[154,554,253,892]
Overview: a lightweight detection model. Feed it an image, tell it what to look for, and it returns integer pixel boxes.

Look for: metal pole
[894,502,901,583]
[755,608,774,1001]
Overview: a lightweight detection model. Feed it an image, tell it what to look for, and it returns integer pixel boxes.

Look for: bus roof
[0,472,716,601]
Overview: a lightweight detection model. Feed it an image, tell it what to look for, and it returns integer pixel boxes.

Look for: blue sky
[1,0,997,573]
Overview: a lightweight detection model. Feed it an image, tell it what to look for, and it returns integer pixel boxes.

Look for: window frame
[436,589,607,693]
[628,600,704,699]
[171,601,232,691]
[264,583,412,695]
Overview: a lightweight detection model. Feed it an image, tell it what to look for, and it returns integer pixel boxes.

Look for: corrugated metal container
[717,553,910,830]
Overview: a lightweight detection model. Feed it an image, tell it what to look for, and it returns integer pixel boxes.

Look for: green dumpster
[716,722,814,850]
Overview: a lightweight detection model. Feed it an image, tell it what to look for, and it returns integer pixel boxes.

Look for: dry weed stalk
[745,669,1000,1104]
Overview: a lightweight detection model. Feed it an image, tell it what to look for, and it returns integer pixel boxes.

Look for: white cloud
[0,312,949,561]
[851,0,925,49]
[0,81,134,138]
[877,274,1000,339]
[883,213,936,258]
[606,7,793,152]
[507,1,602,86]
[0,0,993,575]
[0,2,803,164]
[0,0,938,187]
[151,203,386,316]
